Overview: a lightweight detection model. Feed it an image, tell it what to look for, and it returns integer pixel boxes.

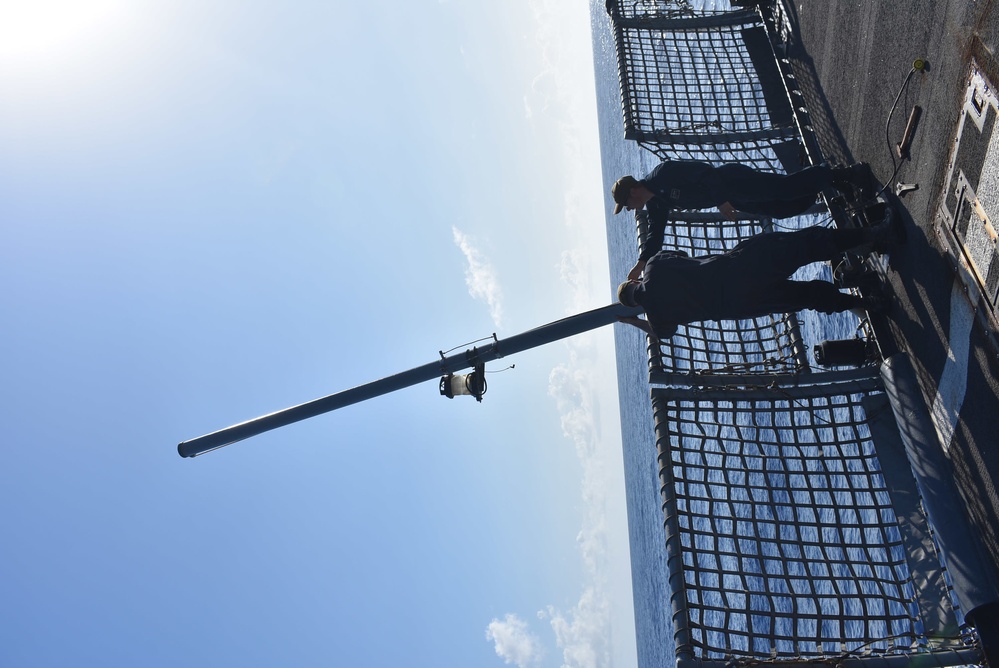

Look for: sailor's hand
[718,201,739,221]
[627,261,646,281]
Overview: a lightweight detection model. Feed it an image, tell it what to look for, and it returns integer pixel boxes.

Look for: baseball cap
[617,280,639,307]
[611,175,639,214]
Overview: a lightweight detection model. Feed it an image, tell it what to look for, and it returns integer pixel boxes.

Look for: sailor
[615,220,900,341]
[611,160,870,280]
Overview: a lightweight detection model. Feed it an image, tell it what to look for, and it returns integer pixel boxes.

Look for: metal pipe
[178,302,641,458]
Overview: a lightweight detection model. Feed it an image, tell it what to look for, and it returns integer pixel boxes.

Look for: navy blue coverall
[633,226,871,339]
[636,160,835,264]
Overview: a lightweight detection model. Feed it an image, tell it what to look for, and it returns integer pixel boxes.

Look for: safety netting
[651,386,975,668]
[606,1,804,172]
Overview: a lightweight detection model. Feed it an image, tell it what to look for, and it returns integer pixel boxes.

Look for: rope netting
[607,1,802,172]
[651,388,972,666]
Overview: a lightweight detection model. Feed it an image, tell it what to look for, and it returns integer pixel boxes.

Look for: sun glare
[0,1,127,63]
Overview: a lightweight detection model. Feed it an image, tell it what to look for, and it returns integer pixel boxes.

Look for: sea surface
[588,3,857,666]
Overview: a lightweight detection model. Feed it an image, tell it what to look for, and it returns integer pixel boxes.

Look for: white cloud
[486,614,545,668]
[543,586,612,668]
[545,356,615,668]
[453,226,505,327]
[487,1,633,666]
[487,350,618,668]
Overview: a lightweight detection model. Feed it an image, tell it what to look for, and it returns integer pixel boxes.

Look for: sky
[0,1,635,667]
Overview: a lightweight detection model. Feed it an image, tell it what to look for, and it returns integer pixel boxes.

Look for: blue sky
[0,1,635,667]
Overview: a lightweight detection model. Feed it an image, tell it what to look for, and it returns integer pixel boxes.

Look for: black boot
[860,294,891,314]
[831,162,874,197]
[868,206,906,253]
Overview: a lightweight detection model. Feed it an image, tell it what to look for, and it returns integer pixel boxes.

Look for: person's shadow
[777,1,855,167]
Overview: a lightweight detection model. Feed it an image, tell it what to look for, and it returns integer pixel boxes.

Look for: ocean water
[587,3,859,666]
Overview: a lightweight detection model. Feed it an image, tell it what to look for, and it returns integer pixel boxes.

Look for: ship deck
[790,0,999,582]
